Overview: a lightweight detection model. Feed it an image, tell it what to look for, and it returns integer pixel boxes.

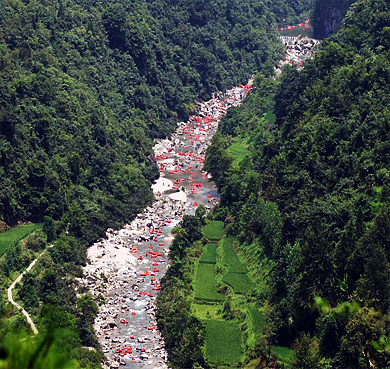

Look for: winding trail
[7,245,53,335]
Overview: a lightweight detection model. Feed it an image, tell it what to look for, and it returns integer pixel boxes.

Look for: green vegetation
[201,221,225,241]
[0,0,318,366]
[0,224,42,256]
[203,0,390,367]
[220,238,248,273]
[268,0,315,27]
[192,304,221,320]
[0,331,79,369]
[156,0,390,365]
[249,308,266,338]
[264,110,276,124]
[273,346,296,365]
[195,263,225,302]
[199,243,217,264]
[222,272,254,294]
[227,138,251,164]
[204,320,243,365]
[0,0,303,367]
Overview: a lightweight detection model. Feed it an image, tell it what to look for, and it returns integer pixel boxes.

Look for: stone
[140,353,149,360]
[106,317,116,328]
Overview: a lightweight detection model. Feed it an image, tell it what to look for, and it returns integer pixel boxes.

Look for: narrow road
[7,246,52,335]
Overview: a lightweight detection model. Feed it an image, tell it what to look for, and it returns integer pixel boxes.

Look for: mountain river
[82,84,249,369]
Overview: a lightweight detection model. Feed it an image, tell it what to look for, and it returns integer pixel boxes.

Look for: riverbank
[82,84,249,369]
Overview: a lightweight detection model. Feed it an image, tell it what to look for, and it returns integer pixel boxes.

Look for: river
[82,84,248,369]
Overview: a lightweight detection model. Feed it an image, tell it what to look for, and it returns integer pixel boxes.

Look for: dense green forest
[0,0,317,367]
[168,0,390,367]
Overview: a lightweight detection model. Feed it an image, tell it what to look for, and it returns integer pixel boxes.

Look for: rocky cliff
[312,0,355,39]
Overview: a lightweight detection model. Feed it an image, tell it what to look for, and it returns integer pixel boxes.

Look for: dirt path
[7,246,53,335]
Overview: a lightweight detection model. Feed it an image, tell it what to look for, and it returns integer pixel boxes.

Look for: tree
[292,332,321,369]
[339,307,386,369]
[181,215,202,243]
[170,226,190,260]
[77,293,98,347]
[195,203,206,224]
[204,131,233,190]
[318,311,346,358]
[43,216,55,243]
[39,268,58,304]
[18,273,39,309]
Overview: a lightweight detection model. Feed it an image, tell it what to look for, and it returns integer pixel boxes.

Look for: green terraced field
[199,243,217,264]
[192,304,220,320]
[202,221,224,241]
[221,238,247,273]
[250,308,266,338]
[273,346,295,364]
[228,141,250,162]
[223,272,254,294]
[195,263,225,302]
[205,320,243,365]
[0,224,42,256]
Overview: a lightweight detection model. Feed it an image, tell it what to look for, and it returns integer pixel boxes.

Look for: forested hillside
[267,0,315,26]
[0,0,316,367]
[201,0,390,367]
[0,0,285,234]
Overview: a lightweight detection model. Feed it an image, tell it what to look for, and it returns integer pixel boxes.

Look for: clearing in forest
[199,243,217,264]
[273,346,296,365]
[202,221,224,241]
[222,272,254,294]
[228,138,250,163]
[0,224,42,256]
[194,263,224,302]
[249,308,266,339]
[264,110,276,123]
[221,237,248,273]
[204,319,243,365]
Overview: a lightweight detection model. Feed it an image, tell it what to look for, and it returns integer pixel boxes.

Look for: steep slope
[0,0,283,237]
[312,0,356,39]
[204,0,390,366]
[0,0,303,367]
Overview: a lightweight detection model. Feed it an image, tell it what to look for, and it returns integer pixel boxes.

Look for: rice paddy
[249,308,266,338]
[273,346,295,364]
[204,320,243,365]
[199,243,217,264]
[195,263,225,302]
[221,238,247,273]
[202,221,224,241]
[222,272,254,294]
[0,224,42,256]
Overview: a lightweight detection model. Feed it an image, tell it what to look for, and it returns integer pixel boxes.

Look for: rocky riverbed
[81,84,248,369]
[277,35,320,73]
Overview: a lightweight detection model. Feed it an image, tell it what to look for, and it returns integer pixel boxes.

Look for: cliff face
[312,0,355,39]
